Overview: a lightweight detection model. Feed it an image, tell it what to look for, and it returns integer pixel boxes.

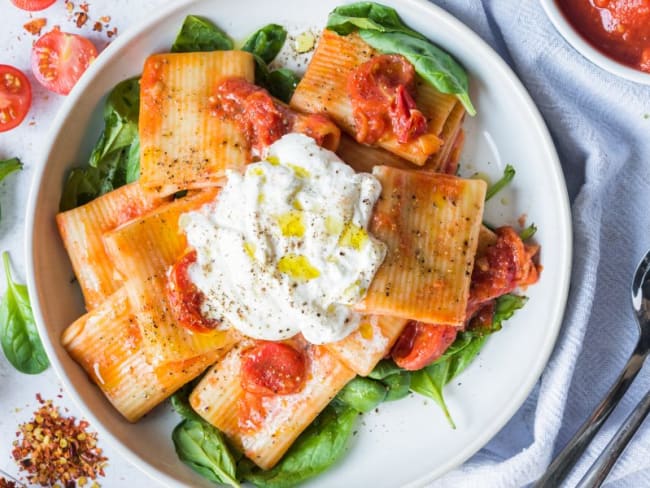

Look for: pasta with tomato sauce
[57,4,541,486]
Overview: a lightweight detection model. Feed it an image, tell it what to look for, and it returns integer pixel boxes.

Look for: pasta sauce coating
[167,250,220,332]
[347,54,428,144]
[210,77,340,156]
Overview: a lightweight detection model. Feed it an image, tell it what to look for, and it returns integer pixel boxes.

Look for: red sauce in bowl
[557,0,650,73]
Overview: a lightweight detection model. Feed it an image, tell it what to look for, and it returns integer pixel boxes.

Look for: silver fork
[535,249,650,487]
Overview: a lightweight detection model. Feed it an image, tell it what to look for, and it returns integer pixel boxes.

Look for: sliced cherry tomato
[11,0,56,11]
[467,226,540,316]
[391,321,458,371]
[167,250,220,333]
[241,341,306,396]
[347,54,427,144]
[0,65,32,132]
[31,30,97,95]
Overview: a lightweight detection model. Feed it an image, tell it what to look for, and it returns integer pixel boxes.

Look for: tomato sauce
[467,226,540,318]
[391,321,458,370]
[210,77,340,155]
[557,0,650,73]
[347,54,428,145]
[167,250,221,333]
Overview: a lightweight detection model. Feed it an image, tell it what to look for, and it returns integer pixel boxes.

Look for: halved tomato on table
[31,30,97,95]
[0,65,32,132]
[10,0,56,11]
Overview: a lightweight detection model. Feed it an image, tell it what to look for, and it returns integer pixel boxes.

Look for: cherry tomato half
[391,321,458,371]
[31,30,97,95]
[241,342,307,396]
[0,65,32,132]
[10,0,56,11]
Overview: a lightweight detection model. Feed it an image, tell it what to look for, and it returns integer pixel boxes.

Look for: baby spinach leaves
[327,1,476,115]
[0,157,22,222]
[0,252,49,374]
[240,404,358,488]
[410,334,486,428]
[485,164,515,201]
[327,1,424,39]
[520,223,537,240]
[241,24,300,103]
[242,24,287,64]
[60,77,141,211]
[173,418,240,487]
[172,15,233,52]
[336,376,386,413]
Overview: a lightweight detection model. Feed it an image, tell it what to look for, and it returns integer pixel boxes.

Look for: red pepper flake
[106,27,117,38]
[79,2,89,13]
[11,399,108,487]
[74,12,89,28]
[98,15,110,23]
[23,18,47,36]
[92,22,102,32]
[0,478,17,488]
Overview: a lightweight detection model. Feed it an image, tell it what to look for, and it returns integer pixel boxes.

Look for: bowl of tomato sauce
[541,0,650,85]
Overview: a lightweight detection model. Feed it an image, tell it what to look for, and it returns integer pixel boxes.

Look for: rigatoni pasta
[291,30,462,166]
[56,182,169,310]
[356,167,486,326]
[139,51,255,195]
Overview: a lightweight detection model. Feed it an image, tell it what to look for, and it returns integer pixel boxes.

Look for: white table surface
[0,1,169,486]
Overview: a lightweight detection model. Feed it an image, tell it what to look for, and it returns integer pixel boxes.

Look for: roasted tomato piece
[31,30,97,95]
[468,226,540,316]
[348,54,427,144]
[0,65,32,132]
[211,77,287,155]
[11,0,55,11]
[241,341,307,396]
[167,250,220,333]
[391,321,458,371]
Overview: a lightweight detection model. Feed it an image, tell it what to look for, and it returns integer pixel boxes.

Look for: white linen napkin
[429,1,650,487]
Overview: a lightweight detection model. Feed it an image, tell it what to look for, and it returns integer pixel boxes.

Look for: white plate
[540,0,650,86]
[25,0,572,486]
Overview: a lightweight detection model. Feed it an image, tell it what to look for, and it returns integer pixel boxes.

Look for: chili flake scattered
[11,398,108,487]
[0,478,17,488]
[23,18,47,36]
[75,12,89,28]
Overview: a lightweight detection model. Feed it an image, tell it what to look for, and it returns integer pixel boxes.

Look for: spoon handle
[534,347,647,487]
[576,389,650,488]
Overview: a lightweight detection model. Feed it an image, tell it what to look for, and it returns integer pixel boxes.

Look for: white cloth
[431,1,650,487]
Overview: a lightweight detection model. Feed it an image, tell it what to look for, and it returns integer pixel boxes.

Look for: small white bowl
[540,0,650,85]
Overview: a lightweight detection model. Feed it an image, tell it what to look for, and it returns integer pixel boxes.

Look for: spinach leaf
[337,376,386,413]
[485,164,515,201]
[520,223,537,240]
[327,2,424,39]
[0,158,22,181]
[125,133,140,184]
[172,15,233,53]
[359,30,475,115]
[327,2,476,115]
[242,24,287,64]
[172,418,240,487]
[241,403,357,488]
[493,294,527,331]
[0,158,23,222]
[241,26,299,103]
[60,78,141,211]
[382,371,411,401]
[368,358,403,380]
[0,252,49,374]
[171,382,202,422]
[411,335,487,428]
[266,68,300,103]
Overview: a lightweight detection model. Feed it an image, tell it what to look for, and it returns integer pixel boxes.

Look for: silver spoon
[535,249,650,487]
